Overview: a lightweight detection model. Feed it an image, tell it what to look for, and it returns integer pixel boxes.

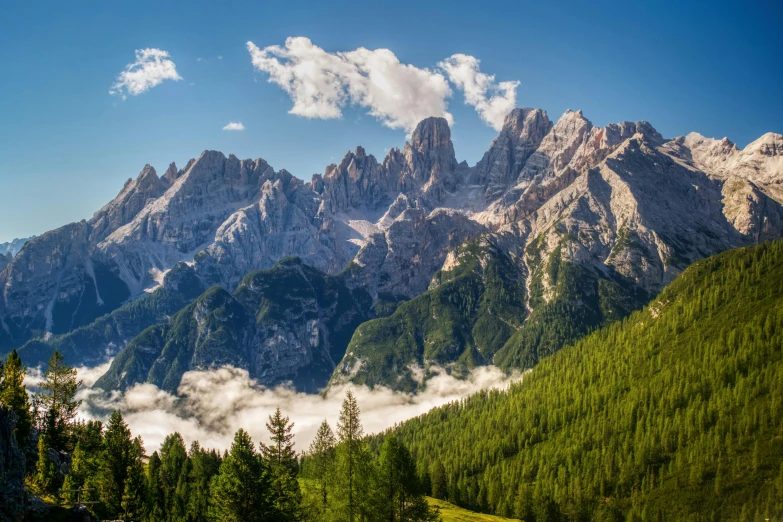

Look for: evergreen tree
[159,431,188,520]
[261,407,302,520]
[186,441,221,522]
[33,428,57,493]
[335,390,371,522]
[146,451,165,521]
[208,428,272,522]
[36,349,81,451]
[374,435,438,522]
[0,350,32,449]
[308,420,337,507]
[122,437,148,520]
[430,461,447,500]
[99,410,135,517]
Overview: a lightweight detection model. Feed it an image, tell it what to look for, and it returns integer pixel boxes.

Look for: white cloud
[77,365,524,453]
[247,37,453,133]
[439,54,519,131]
[110,48,182,99]
[222,122,246,131]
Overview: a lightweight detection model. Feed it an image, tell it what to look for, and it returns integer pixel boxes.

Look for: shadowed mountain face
[4,109,782,392]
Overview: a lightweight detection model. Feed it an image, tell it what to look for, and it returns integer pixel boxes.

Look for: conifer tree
[122,437,148,520]
[308,420,337,507]
[99,410,135,517]
[159,431,188,520]
[0,350,32,448]
[146,451,165,521]
[186,441,221,522]
[208,428,272,522]
[261,407,302,520]
[36,350,81,451]
[335,390,371,522]
[33,428,57,493]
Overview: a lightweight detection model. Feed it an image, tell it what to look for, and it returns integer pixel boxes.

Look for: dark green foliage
[95,257,372,393]
[384,241,783,520]
[15,262,205,369]
[0,350,32,449]
[337,239,527,392]
[261,407,302,520]
[99,411,146,519]
[208,429,273,522]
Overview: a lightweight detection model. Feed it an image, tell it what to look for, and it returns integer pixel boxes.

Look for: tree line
[0,349,440,521]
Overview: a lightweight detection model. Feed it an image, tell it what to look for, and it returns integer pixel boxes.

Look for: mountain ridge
[4,108,782,393]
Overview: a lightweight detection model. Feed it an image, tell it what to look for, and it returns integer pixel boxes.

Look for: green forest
[383,241,783,520]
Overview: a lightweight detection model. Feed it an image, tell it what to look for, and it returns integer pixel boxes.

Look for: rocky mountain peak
[162,162,179,184]
[411,116,453,155]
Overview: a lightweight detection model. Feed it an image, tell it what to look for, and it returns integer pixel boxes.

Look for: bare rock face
[472,108,553,198]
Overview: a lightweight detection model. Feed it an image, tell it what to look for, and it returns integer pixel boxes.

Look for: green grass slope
[390,241,783,521]
[427,497,516,521]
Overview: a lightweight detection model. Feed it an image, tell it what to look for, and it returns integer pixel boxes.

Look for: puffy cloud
[110,48,182,99]
[247,37,453,133]
[222,122,246,131]
[439,54,519,131]
[78,365,524,453]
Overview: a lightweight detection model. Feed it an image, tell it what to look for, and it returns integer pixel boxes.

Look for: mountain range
[2,108,781,393]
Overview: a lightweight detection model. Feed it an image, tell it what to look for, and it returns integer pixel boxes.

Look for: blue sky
[1,0,781,243]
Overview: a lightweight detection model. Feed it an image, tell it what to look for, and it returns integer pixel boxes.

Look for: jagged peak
[162,162,178,184]
[411,116,452,155]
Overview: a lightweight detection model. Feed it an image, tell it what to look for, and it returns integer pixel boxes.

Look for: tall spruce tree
[261,407,302,521]
[336,390,371,522]
[146,451,165,521]
[208,428,272,522]
[186,441,221,522]
[0,350,32,449]
[36,349,81,451]
[308,420,337,507]
[99,410,136,518]
[122,437,148,520]
[159,432,188,520]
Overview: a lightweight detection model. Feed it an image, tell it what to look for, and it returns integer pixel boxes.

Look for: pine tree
[308,420,337,507]
[335,390,371,522]
[186,441,221,522]
[260,407,302,520]
[121,437,147,520]
[430,461,447,500]
[146,451,165,521]
[36,350,81,451]
[208,428,273,522]
[159,431,188,520]
[0,350,33,449]
[99,410,134,517]
[33,428,57,493]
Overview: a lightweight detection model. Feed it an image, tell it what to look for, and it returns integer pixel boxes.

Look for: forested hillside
[334,239,527,391]
[387,241,783,521]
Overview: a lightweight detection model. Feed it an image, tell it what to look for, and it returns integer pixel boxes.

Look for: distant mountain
[0,236,34,257]
[2,108,781,393]
[385,240,783,520]
[94,257,371,393]
[0,236,34,271]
